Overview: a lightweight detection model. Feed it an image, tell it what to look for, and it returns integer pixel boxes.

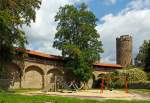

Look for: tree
[144,42,150,72]
[53,3,103,85]
[135,40,150,72]
[0,0,41,70]
[135,40,150,67]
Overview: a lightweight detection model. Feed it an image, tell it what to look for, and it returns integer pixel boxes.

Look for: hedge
[99,68,148,88]
[147,72,150,80]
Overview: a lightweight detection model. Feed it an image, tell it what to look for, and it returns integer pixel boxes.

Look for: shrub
[125,68,148,82]
[123,65,136,69]
[146,72,150,80]
[105,68,148,88]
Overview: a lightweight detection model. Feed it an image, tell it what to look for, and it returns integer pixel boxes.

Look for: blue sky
[24,0,150,64]
[82,0,129,20]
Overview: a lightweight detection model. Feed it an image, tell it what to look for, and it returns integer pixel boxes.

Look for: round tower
[116,35,132,67]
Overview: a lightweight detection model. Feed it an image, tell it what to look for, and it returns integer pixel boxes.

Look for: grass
[0,91,150,103]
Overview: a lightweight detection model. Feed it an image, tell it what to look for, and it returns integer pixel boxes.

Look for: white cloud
[104,0,117,5]
[128,0,150,10]
[24,0,150,65]
[71,0,93,3]
[98,0,150,63]
[24,0,74,55]
[24,0,93,55]
[23,0,94,55]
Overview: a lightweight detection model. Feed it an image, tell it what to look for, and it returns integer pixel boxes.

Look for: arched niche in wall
[23,65,44,89]
[47,68,64,83]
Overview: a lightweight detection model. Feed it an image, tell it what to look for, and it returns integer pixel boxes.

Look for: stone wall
[0,60,65,89]
[0,60,119,89]
[0,63,21,89]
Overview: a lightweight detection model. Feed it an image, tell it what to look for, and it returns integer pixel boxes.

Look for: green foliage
[125,68,147,82]
[104,68,148,88]
[144,43,150,72]
[135,40,150,69]
[0,0,41,68]
[146,72,150,80]
[53,3,103,82]
[122,65,137,70]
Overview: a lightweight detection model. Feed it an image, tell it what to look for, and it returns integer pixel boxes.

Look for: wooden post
[106,78,109,90]
[54,76,57,92]
[125,76,128,93]
[100,78,104,94]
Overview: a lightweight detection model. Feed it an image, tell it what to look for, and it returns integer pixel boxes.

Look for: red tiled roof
[16,48,122,68]
[93,63,122,68]
[16,48,63,61]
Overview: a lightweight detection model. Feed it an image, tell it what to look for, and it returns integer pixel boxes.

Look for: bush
[123,65,137,69]
[146,72,150,80]
[104,68,148,88]
[125,68,148,82]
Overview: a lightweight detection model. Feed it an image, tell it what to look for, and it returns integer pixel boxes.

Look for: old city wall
[0,60,66,89]
[0,60,111,89]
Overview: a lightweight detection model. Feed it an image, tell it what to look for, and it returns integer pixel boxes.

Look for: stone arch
[0,63,22,89]
[47,68,64,83]
[23,65,44,88]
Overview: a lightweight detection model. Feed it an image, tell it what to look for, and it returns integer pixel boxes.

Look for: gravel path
[20,90,150,101]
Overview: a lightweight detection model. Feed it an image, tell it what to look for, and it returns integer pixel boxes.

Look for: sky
[24,0,150,64]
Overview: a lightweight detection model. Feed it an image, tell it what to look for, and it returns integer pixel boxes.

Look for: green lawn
[0,92,149,103]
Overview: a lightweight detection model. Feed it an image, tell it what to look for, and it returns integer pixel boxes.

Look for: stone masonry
[0,49,122,89]
[116,35,132,67]
[0,59,65,89]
